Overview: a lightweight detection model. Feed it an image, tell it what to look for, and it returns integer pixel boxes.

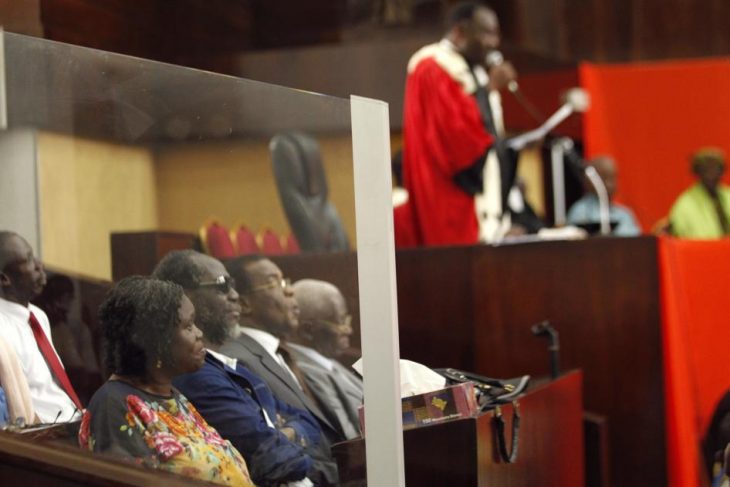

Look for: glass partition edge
[350,95,405,487]
[0,28,7,129]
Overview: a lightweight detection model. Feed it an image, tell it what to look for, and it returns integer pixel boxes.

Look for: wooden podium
[333,371,584,486]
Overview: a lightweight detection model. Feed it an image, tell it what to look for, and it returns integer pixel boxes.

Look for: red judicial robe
[402,42,494,246]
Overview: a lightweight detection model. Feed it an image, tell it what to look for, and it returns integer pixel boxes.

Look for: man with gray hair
[153,250,337,486]
[288,279,363,440]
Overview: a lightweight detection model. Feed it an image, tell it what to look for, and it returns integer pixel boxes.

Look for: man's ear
[0,271,10,287]
[239,294,253,315]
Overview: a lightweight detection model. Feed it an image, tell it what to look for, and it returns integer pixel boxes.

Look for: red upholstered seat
[199,220,236,259]
[232,225,260,255]
[259,228,285,256]
[284,233,300,254]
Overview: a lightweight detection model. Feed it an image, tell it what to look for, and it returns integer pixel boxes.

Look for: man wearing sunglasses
[221,256,343,447]
[287,279,363,440]
[153,250,337,486]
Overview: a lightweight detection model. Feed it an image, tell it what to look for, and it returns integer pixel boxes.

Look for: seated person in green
[670,147,730,239]
[567,155,641,236]
[79,276,254,486]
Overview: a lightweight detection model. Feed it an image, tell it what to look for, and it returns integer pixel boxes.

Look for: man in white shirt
[0,231,81,423]
[289,279,363,440]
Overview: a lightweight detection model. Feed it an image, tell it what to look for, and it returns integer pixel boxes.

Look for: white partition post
[350,95,405,487]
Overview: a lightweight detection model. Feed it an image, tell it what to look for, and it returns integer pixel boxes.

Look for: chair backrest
[232,224,260,255]
[259,228,285,256]
[199,220,236,259]
[284,233,300,254]
[270,132,350,252]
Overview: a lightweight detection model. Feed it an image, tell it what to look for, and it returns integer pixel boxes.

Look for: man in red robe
[401,2,516,246]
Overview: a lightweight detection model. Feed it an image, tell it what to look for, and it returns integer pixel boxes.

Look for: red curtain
[580,59,730,231]
[659,237,730,487]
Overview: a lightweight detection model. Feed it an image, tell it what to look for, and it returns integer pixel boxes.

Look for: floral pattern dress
[79,380,254,486]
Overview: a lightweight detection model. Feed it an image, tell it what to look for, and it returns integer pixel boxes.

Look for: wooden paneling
[251,1,343,49]
[497,0,730,62]
[38,0,253,65]
[0,0,43,36]
[110,233,666,486]
[396,237,665,487]
[5,0,730,74]
[334,371,584,486]
[111,232,197,282]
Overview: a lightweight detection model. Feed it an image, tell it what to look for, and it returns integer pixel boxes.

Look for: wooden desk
[111,233,664,486]
[0,431,207,486]
[333,371,584,486]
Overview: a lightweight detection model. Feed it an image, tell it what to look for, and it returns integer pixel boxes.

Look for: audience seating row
[199,220,300,259]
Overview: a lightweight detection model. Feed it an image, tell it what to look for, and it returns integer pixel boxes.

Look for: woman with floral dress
[79,276,254,486]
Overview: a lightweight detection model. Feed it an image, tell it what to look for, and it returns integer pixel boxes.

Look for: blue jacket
[0,387,8,426]
[174,353,319,486]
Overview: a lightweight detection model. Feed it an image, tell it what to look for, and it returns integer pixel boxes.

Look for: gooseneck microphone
[485,50,545,123]
[531,320,560,379]
[485,50,519,93]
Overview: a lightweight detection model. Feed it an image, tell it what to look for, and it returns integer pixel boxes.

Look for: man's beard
[194,302,231,347]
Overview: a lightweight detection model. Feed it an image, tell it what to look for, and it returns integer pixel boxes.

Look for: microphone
[485,50,519,93]
[506,87,590,151]
[531,320,560,379]
[486,50,546,123]
[561,87,591,114]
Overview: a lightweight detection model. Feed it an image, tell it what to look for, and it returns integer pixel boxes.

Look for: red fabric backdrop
[580,59,730,231]
[659,237,730,487]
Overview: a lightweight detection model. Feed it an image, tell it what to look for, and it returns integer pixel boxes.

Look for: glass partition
[0,32,402,486]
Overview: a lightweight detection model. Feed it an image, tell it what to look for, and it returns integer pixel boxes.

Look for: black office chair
[269,132,350,252]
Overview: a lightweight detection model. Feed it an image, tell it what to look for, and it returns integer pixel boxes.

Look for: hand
[280,426,296,442]
[488,61,518,92]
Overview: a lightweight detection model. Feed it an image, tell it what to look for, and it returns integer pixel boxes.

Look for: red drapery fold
[659,237,730,487]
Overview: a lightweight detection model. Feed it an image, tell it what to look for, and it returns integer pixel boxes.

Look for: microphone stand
[584,166,612,235]
[531,320,560,380]
[550,137,572,226]
[507,81,547,125]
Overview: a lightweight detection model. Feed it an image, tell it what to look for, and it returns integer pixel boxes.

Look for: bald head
[293,279,351,358]
[0,231,46,305]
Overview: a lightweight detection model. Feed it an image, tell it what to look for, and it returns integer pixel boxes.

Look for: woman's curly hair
[100,276,185,377]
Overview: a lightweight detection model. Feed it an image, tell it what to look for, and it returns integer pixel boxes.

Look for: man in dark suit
[152,250,338,486]
[289,279,363,440]
[221,255,343,445]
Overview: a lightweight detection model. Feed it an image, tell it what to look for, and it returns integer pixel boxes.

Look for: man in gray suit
[221,255,343,444]
[288,279,363,440]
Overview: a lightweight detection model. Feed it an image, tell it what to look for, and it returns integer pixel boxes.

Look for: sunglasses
[197,275,236,294]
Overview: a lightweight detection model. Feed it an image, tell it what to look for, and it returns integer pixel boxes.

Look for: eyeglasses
[247,277,291,294]
[197,275,236,294]
[317,314,353,330]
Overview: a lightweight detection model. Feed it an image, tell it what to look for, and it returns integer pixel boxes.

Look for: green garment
[669,183,730,239]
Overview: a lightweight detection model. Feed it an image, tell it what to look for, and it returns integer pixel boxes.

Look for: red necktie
[28,311,83,410]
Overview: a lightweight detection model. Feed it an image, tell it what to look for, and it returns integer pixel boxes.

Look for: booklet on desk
[358,382,479,434]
